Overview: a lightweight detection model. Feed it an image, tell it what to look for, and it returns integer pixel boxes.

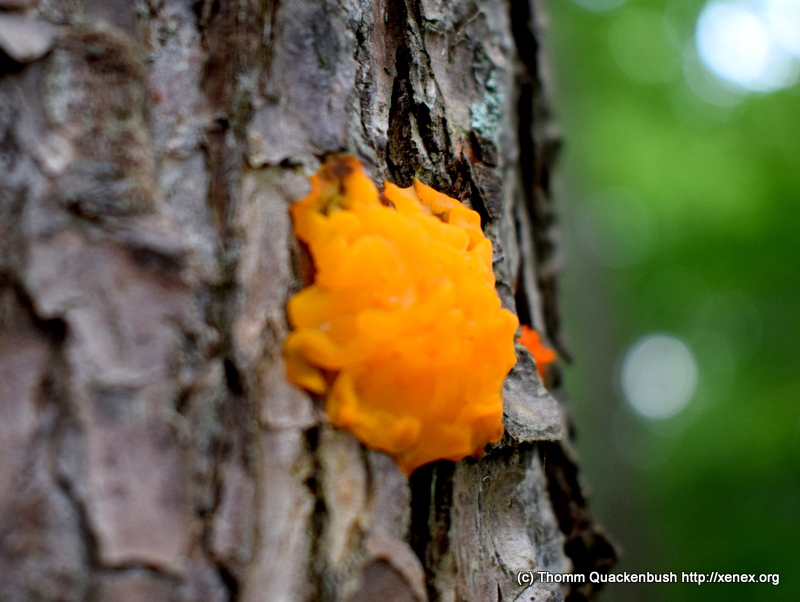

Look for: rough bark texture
[0,1,614,601]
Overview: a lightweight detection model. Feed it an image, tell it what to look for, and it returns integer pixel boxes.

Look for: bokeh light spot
[695,2,798,92]
[764,0,800,57]
[622,334,698,419]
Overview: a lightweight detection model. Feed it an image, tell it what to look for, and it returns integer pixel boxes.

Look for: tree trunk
[0,1,614,601]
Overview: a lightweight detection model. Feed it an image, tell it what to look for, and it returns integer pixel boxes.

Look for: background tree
[0,1,613,600]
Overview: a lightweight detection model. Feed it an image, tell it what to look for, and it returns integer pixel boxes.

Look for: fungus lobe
[284,155,518,474]
[518,325,557,382]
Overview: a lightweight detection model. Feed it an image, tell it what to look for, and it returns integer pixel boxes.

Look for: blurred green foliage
[543,0,800,599]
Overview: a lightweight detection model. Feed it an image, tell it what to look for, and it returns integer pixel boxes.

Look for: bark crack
[538,442,617,602]
[507,0,568,358]
[302,426,325,601]
[409,462,455,602]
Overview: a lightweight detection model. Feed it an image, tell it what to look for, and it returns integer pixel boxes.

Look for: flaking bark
[0,1,614,601]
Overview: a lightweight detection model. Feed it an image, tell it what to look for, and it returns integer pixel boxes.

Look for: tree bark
[0,1,614,601]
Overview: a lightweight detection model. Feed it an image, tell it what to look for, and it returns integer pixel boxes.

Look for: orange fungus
[518,325,557,381]
[283,156,519,474]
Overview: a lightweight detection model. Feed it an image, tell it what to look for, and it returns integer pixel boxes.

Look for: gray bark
[0,1,613,601]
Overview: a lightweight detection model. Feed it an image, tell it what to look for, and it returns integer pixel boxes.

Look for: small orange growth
[518,325,557,381]
[284,156,518,475]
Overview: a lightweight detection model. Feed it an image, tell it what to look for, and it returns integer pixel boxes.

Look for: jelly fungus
[284,156,518,474]
[518,325,557,382]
